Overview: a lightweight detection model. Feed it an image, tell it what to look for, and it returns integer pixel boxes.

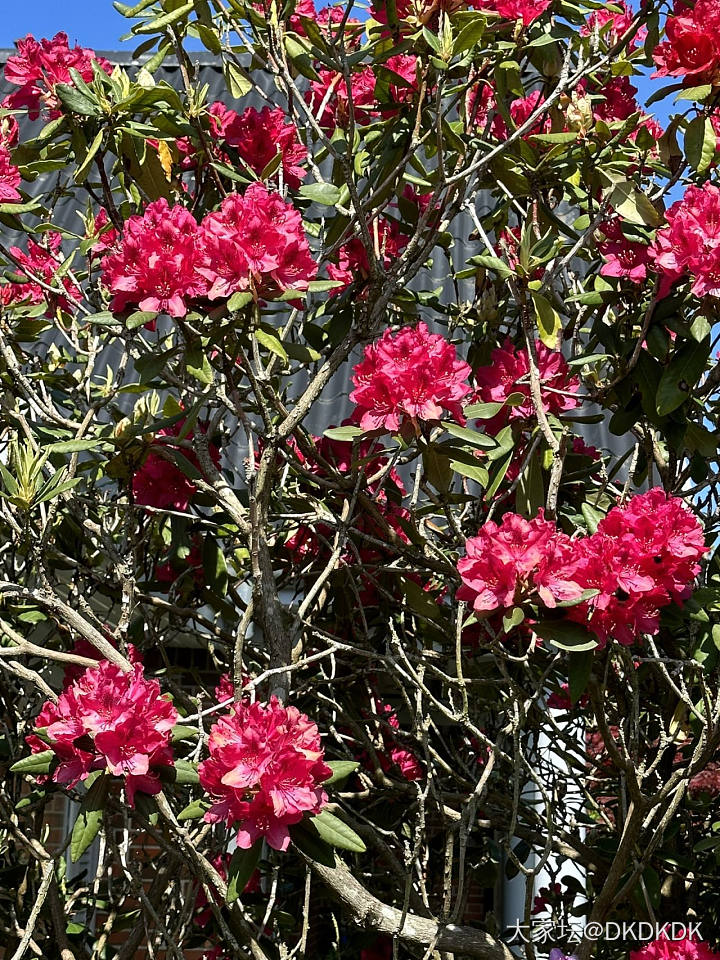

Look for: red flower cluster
[27,655,177,805]
[327,216,408,293]
[649,182,720,297]
[457,511,584,613]
[350,323,472,432]
[652,0,720,81]
[198,697,331,851]
[458,490,706,648]
[197,184,317,301]
[208,103,307,189]
[1,232,81,315]
[3,32,112,120]
[101,185,316,315]
[631,935,720,960]
[133,420,221,513]
[473,338,580,430]
[101,199,204,318]
[568,488,706,646]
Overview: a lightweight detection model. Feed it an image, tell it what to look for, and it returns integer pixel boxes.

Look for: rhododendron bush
[3,1,720,959]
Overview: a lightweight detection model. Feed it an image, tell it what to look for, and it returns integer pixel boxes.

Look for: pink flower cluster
[0,232,81,316]
[0,113,21,202]
[597,218,651,285]
[3,32,112,120]
[649,182,720,297]
[457,490,706,647]
[132,419,221,513]
[101,185,316,318]
[101,199,205,318]
[198,697,331,851]
[350,322,472,432]
[652,0,720,82]
[478,0,551,26]
[631,935,720,960]
[568,488,707,646]
[473,338,580,430]
[27,655,177,805]
[457,511,585,613]
[208,103,307,189]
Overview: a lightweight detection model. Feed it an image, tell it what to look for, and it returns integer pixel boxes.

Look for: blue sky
[0,1,131,50]
[0,0,671,127]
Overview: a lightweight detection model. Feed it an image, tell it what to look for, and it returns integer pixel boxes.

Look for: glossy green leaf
[71,774,108,862]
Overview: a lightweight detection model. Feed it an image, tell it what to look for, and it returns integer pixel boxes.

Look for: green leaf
[171,724,199,742]
[685,115,716,174]
[323,425,364,441]
[177,799,210,821]
[656,337,711,416]
[312,809,366,852]
[453,16,485,54]
[71,774,108,862]
[608,181,662,227]
[463,400,513,420]
[197,23,222,53]
[467,254,514,278]
[126,310,158,330]
[306,279,344,293]
[502,606,525,633]
[531,290,561,348]
[173,759,200,784]
[423,447,451,492]
[323,761,360,786]
[441,422,497,449]
[516,449,544,518]
[55,84,101,117]
[203,536,229,597]
[534,620,599,652]
[227,842,262,903]
[567,650,594,705]
[186,344,214,385]
[674,84,712,102]
[299,182,342,206]
[0,200,41,215]
[134,1,195,32]
[47,438,103,454]
[75,129,104,184]
[529,132,579,144]
[283,36,320,80]
[10,749,54,775]
[581,503,604,535]
[223,60,252,99]
[227,290,253,312]
[255,328,288,362]
[290,819,336,866]
[450,459,488,484]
